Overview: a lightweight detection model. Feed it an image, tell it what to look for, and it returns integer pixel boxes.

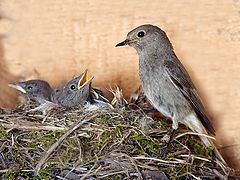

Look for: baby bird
[53,70,94,108]
[8,80,54,104]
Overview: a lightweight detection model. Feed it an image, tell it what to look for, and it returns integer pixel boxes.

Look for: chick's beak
[77,70,94,90]
[115,38,139,47]
[77,70,88,90]
[8,83,27,94]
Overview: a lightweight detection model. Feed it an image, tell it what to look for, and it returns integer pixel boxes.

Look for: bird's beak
[8,83,27,94]
[77,70,94,90]
[115,38,139,47]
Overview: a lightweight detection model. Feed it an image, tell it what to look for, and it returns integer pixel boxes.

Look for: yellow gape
[77,70,89,90]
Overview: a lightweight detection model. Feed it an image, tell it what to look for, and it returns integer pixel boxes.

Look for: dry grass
[0,101,237,179]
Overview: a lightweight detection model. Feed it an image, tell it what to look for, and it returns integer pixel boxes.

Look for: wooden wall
[0,0,240,169]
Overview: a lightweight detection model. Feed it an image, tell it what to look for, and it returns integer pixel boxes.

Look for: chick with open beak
[54,70,94,108]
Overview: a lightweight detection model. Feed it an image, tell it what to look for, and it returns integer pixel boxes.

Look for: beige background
[0,0,240,169]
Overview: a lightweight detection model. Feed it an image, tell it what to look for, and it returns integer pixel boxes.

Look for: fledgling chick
[116,24,227,167]
[8,80,58,115]
[83,87,113,111]
[8,80,54,103]
[53,70,94,108]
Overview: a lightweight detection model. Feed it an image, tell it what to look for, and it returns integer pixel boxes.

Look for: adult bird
[116,24,226,166]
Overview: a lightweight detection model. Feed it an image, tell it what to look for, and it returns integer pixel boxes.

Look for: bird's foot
[159,129,177,159]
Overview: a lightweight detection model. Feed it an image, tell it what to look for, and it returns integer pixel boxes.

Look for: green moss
[0,129,8,138]
[95,115,123,126]
[31,130,65,147]
[5,166,53,179]
[188,138,214,158]
[157,118,168,128]
[38,165,53,179]
[4,170,17,180]
[129,119,140,127]
[4,169,34,180]
[12,147,21,159]
[130,134,160,155]
[99,126,123,144]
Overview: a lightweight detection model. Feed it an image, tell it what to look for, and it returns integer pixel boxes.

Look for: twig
[111,152,143,179]
[179,154,211,162]
[2,123,65,131]
[175,132,216,140]
[34,111,104,176]
[132,156,187,164]
[80,163,101,180]
[98,170,127,178]
[0,169,9,173]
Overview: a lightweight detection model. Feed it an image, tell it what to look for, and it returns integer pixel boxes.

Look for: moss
[0,129,8,138]
[38,165,53,179]
[130,134,160,155]
[97,126,124,151]
[95,115,123,126]
[188,138,214,158]
[157,118,168,129]
[34,130,65,147]
[4,170,17,180]
[4,169,34,180]
[12,147,21,160]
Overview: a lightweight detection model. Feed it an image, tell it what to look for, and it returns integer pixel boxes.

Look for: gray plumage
[53,71,94,108]
[9,72,95,112]
[8,80,54,103]
[116,24,226,165]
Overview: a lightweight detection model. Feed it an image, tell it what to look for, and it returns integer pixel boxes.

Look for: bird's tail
[183,113,227,167]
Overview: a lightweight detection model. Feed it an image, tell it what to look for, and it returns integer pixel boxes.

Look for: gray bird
[8,80,54,104]
[53,70,94,108]
[116,24,226,165]
[54,70,111,110]
[9,71,95,112]
[8,80,57,115]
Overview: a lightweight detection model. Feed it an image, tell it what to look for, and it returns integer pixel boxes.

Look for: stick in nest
[34,110,107,176]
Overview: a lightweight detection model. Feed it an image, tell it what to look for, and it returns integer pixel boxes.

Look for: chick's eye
[70,84,76,90]
[27,86,33,90]
[137,31,145,38]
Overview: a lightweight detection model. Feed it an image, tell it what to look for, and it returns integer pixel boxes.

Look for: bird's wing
[164,59,215,135]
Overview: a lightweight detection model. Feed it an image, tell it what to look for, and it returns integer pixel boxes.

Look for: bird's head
[59,69,94,108]
[116,24,172,53]
[8,80,53,101]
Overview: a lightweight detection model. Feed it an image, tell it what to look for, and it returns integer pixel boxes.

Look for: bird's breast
[139,60,174,118]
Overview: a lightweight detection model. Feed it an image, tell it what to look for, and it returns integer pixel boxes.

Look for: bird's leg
[160,129,176,159]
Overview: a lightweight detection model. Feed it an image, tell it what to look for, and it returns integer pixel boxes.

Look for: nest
[0,99,236,179]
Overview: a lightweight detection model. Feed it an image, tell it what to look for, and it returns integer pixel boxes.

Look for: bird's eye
[137,31,145,38]
[27,86,33,90]
[70,84,76,90]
